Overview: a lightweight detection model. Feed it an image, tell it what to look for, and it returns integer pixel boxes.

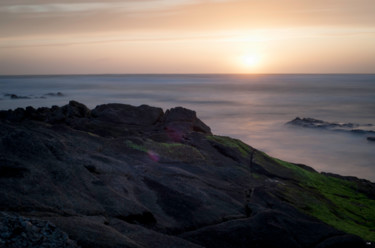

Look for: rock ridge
[0,101,374,248]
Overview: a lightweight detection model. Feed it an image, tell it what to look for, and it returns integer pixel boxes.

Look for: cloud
[0,0,240,37]
[1,1,374,34]
[2,27,374,50]
[0,0,231,14]
[2,3,111,13]
[1,0,374,74]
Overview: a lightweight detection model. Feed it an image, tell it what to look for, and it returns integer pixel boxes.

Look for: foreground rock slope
[1,101,374,248]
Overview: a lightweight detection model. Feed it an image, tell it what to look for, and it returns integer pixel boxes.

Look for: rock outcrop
[0,102,374,247]
[287,117,375,134]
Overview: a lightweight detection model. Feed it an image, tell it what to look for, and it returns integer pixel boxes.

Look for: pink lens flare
[147,150,160,162]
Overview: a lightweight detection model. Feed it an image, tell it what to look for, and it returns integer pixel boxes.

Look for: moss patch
[146,141,205,163]
[269,156,375,241]
[207,135,252,158]
[125,140,147,153]
[125,140,204,163]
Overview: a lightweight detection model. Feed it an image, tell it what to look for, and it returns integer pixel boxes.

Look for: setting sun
[237,54,262,72]
[242,55,260,68]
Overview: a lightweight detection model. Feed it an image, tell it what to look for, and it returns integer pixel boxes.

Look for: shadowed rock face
[0,102,373,248]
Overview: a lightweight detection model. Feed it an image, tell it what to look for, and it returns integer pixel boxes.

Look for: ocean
[1,74,374,181]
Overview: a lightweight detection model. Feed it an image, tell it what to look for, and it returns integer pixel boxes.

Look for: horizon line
[1,72,375,77]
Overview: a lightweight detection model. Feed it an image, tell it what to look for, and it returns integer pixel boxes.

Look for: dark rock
[163,107,211,141]
[143,177,202,226]
[47,101,91,123]
[116,211,156,225]
[164,107,197,123]
[24,106,37,119]
[182,209,366,248]
[35,107,51,121]
[4,94,30,99]
[289,117,313,127]
[44,216,202,248]
[0,101,372,247]
[44,92,64,97]
[315,235,367,248]
[84,165,101,175]
[367,137,375,142]
[287,117,356,129]
[0,212,79,248]
[64,101,90,118]
[92,103,163,126]
[4,92,65,100]
[287,117,375,136]
[0,166,29,178]
[0,108,26,122]
[182,187,366,248]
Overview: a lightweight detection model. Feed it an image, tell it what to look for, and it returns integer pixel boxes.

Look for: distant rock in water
[44,92,64,97]
[287,117,375,136]
[0,101,373,247]
[3,92,65,100]
[4,93,31,99]
[367,137,375,142]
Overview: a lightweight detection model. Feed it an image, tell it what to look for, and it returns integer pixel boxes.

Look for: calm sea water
[1,74,375,181]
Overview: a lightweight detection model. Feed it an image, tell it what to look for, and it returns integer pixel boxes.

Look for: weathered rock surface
[0,102,374,247]
[0,212,79,248]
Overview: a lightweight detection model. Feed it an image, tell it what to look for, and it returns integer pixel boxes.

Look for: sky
[0,0,374,74]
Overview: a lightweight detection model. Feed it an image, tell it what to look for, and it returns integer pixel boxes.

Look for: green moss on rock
[124,140,148,152]
[146,141,205,163]
[269,156,375,241]
[207,135,252,157]
[125,139,205,163]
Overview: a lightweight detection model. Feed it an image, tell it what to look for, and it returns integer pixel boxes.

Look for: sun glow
[242,54,260,67]
[236,54,262,72]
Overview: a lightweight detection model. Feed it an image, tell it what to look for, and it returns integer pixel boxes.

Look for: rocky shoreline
[1,101,374,247]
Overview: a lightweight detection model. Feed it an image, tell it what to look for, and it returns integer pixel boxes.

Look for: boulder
[47,101,91,123]
[91,103,163,126]
[163,107,211,141]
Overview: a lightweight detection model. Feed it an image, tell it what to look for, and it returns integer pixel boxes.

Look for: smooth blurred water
[1,74,375,181]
